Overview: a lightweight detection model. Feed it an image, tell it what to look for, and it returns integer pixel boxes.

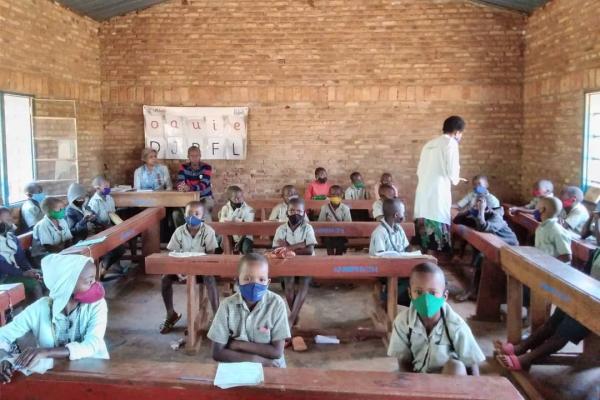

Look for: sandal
[159,312,182,334]
[496,354,522,371]
[493,340,515,356]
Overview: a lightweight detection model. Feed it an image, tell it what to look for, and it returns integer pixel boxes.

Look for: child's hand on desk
[0,360,14,383]
[177,183,190,192]
[14,348,48,370]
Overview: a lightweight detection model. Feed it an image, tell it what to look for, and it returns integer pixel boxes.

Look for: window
[0,95,78,206]
[0,93,35,204]
[583,92,600,190]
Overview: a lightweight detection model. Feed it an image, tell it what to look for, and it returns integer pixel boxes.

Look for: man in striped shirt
[174,146,214,222]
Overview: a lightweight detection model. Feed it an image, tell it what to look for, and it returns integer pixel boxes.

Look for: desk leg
[221,235,234,255]
[186,275,201,354]
[530,291,550,332]
[387,277,398,322]
[0,311,5,326]
[142,223,161,260]
[507,275,523,344]
[474,260,505,321]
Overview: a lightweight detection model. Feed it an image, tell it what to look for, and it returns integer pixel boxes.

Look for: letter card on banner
[143,106,248,160]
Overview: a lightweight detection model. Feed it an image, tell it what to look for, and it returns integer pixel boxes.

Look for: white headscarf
[41,254,94,320]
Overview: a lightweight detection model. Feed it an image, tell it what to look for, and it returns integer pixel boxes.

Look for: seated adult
[133,148,173,191]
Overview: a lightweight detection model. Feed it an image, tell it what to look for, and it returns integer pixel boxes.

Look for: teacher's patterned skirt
[418,219,451,253]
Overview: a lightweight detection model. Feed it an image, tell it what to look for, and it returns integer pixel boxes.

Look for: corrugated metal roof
[55,0,550,21]
[473,0,550,13]
[54,0,169,21]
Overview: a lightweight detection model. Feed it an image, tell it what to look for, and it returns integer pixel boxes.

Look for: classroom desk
[500,246,600,344]
[0,359,524,400]
[61,207,166,267]
[227,199,375,221]
[111,191,200,208]
[145,253,435,352]
[0,283,25,326]
[451,224,509,321]
[211,221,416,254]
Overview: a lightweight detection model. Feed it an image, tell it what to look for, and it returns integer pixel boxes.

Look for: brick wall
[0,0,102,200]
[522,0,600,198]
[99,0,526,210]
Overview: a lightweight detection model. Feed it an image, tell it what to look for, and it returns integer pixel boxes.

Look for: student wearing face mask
[304,167,331,201]
[218,185,255,254]
[453,175,501,212]
[557,186,589,239]
[20,182,45,233]
[160,201,218,334]
[208,253,290,368]
[65,183,124,281]
[0,208,17,235]
[0,212,43,302]
[272,198,317,327]
[388,262,485,375]
[318,185,352,255]
[88,176,117,228]
[31,197,73,267]
[508,179,554,216]
[268,185,307,222]
[0,254,108,384]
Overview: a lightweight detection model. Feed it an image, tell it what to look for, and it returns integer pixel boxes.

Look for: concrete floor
[101,250,599,399]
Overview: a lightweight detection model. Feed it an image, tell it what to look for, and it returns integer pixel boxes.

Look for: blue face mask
[31,192,46,203]
[533,209,542,222]
[238,282,268,303]
[185,215,203,228]
[474,185,487,195]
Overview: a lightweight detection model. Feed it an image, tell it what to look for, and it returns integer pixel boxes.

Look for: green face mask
[49,209,65,220]
[354,182,365,189]
[412,292,445,318]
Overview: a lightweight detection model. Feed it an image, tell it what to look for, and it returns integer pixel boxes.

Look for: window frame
[0,91,36,206]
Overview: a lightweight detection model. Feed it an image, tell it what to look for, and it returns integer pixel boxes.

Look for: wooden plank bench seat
[0,359,524,400]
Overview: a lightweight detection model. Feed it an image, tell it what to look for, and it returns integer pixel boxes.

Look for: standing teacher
[414,116,466,254]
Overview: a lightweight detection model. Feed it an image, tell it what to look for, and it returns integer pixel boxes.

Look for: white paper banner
[143,106,248,160]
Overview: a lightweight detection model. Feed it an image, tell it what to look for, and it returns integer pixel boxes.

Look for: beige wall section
[0,0,102,195]
[99,0,527,210]
[522,0,600,198]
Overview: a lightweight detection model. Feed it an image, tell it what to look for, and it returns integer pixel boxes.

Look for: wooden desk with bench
[231,199,375,221]
[499,246,600,398]
[0,283,25,326]
[112,191,200,208]
[0,359,524,400]
[212,221,415,254]
[61,207,166,268]
[451,223,510,321]
[145,253,434,352]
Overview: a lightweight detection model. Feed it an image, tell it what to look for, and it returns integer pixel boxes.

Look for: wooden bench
[451,224,510,321]
[211,221,416,254]
[145,253,434,352]
[0,283,25,326]
[500,246,600,398]
[61,207,166,268]
[228,199,375,221]
[17,232,33,251]
[0,359,524,400]
[112,191,200,208]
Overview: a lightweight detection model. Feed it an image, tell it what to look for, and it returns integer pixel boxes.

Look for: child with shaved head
[388,262,485,375]
[558,186,589,238]
[509,179,554,216]
[534,196,572,263]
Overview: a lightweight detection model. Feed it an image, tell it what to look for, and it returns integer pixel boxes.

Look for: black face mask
[288,214,304,226]
[0,222,11,235]
[74,200,85,208]
[317,177,327,184]
[230,201,243,210]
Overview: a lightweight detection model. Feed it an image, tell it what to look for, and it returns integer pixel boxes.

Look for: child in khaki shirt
[508,179,554,216]
[372,184,396,221]
[318,185,351,255]
[218,185,255,254]
[534,196,572,263]
[208,253,291,368]
[388,262,485,375]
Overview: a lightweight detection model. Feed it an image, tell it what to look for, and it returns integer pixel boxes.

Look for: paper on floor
[314,335,340,344]
[214,362,264,389]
